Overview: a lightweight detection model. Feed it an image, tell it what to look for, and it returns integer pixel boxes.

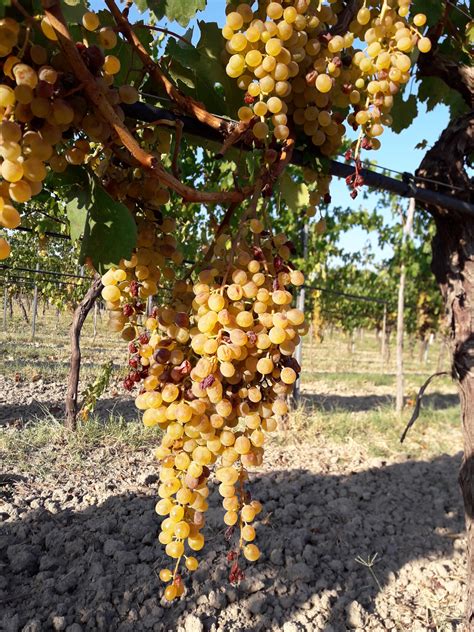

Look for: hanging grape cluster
[101,213,182,345]
[103,214,307,599]
[0,10,142,258]
[224,0,430,157]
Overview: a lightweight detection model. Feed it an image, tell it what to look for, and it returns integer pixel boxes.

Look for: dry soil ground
[0,312,466,631]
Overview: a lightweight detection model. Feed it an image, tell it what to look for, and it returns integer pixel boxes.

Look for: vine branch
[136,24,193,47]
[40,0,252,205]
[104,0,234,135]
[185,201,241,280]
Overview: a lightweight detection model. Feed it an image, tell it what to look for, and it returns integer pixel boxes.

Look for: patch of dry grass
[273,401,461,460]
[0,413,160,477]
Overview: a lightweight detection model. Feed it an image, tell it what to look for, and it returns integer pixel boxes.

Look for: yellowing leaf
[280,172,309,212]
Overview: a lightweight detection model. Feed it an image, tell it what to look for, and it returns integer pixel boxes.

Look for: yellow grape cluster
[0,10,141,258]
[119,219,306,600]
[223,0,430,155]
[304,169,331,212]
[101,214,183,343]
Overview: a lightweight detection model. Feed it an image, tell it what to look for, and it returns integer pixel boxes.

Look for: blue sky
[93,1,449,261]
[334,100,448,260]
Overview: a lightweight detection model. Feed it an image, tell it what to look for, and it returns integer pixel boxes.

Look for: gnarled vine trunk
[417,111,474,626]
[65,276,103,430]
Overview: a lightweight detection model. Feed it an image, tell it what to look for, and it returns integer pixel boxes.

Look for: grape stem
[354,128,364,161]
[135,24,193,48]
[10,0,41,31]
[104,0,236,136]
[172,554,182,581]
[184,201,241,281]
[380,0,389,22]
[409,25,425,39]
[237,465,248,555]
[221,182,263,288]
[18,25,31,59]
[171,119,184,178]
[262,135,295,196]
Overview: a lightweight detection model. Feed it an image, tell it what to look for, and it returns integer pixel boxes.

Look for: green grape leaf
[0,0,11,17]
[411,0,443,25]
[165,31,199,67]
[195,76,227,116]
[167,60,197,90]
[408,260,420,277]
[144,0,206,26]
[58,168,136,272]
[66,192,89,244]
[81,187,137,272]
[61,170,93,244]
[194,21,244,116]
[166,0,206,26]
[161,21,242,115]
[133,0,149,12]
[417,75,468,116]
[390,93,418,133]
[245,153,259,181]
[279,172,310,211]
[61,0,88,23]
[437,36,471,65]
[159,22,243,117]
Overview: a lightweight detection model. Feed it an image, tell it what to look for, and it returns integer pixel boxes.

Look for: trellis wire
[123,102,474,217]
[0,264,90,280]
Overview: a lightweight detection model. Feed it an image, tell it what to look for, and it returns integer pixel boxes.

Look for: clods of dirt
[0,440,465,631]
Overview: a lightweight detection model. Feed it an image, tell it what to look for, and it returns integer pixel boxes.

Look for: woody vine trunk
[417,111,474,626]
[65,276,103,430]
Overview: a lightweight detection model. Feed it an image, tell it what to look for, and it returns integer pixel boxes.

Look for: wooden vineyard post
[437,337,448,372]
[3,277,7,331]
[92,301,99,342]
[294,221,308,406]
[31,263,40,341]
[381,302,387,369]
[395,198,415,415]
[18,291,29,324]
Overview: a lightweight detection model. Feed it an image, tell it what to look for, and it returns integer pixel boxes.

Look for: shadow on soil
[0,391,459,427]
[302,391,459,413]
[0,453,465,631]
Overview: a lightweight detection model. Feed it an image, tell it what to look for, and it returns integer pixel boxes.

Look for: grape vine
[0,0,432,604]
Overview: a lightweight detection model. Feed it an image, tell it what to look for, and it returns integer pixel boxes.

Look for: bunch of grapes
[115,213,307,601]
[304,169,331,212]
[224,0,430,157]
[0,9,142,258]
[101,213,183,348]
